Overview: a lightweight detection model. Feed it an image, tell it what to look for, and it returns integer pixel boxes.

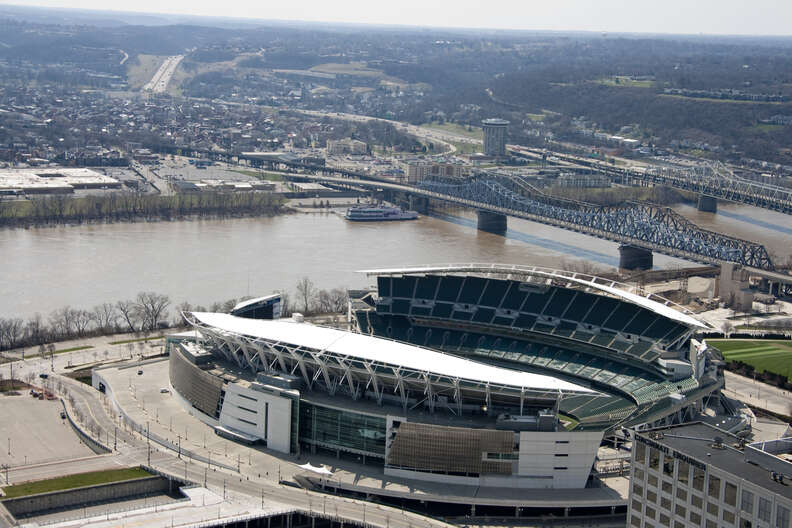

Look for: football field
[709,339,792,379]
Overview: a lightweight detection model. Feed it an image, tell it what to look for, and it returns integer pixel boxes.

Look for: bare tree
[49,306,75,339]
[721,321,734,338]
[72,310,92,337]
[172,302,193,326]
[91,303,118,332]
[222,299,238,312]
[116,300,139,333]
[0,318,24,350]
[316,290,333,314]
[295,277,317,314]
[329,288,349,313]
[134,292,171,331]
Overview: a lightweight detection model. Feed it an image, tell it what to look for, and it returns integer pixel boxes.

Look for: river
[0,202,789,319]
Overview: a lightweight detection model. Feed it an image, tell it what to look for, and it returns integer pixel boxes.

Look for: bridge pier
[409,195,429,214]
[619,244,653,271]
[477,210,507,235]
[697,194,718,213]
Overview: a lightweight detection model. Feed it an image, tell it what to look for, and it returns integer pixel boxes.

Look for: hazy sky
[4,0,792,36]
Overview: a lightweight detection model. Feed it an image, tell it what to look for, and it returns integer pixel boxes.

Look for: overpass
[285,172,776,273]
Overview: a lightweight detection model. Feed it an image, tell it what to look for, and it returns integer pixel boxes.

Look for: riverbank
[0,192,287,228]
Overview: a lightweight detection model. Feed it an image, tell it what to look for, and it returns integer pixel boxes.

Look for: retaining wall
[1,476,171,517]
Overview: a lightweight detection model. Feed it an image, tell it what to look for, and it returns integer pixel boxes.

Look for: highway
[5,353,455,528]
[143,55,184,93]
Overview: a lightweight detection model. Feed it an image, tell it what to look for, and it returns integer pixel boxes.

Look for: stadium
[167,264,739,496]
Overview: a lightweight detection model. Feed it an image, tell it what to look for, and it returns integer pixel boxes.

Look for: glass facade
[298,402,386,457]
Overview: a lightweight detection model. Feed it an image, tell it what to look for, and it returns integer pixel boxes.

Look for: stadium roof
[189,312,594,394]
[232,294,280,312]
[360,264,707,329]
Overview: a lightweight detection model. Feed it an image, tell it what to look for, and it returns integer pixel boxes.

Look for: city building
[482,119,509,157]
[628,422,792,528]
[0,167,121,195]
[326,139,368,156]
[401,160,467,183]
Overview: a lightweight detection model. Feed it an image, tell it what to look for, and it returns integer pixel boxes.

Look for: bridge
[285,172,776,273]
[509,146,792,215]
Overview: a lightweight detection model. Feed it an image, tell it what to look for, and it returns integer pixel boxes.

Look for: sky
[3,0,792,36]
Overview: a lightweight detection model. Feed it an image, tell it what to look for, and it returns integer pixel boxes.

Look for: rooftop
[188,312,594,394]
[638,422,792,500]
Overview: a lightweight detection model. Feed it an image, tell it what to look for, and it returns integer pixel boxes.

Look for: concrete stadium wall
[1,476,171,517]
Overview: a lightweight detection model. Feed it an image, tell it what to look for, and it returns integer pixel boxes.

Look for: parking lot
[0,395,97,467]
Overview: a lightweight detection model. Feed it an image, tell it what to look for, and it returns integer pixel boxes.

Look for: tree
[316,290,333,314]
[721,321,734,338]
[295,277,317,314]
[116,300,139,333]
[72,309,92,337]
[91,303,118,332]
[329,288,349,313]
[134,292,171,332]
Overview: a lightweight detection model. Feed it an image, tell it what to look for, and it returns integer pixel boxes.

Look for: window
[723,511,735,524]
[649,475,659,488]
[663,481,673,494]
[661,497,672,511]
[635,441,646,463]
[647,507,657,520]
[707,520,717,528]
[759,497,772,523]
[676,488,687,502]
[634,484,645,497]
[633,499,643,512]
[660,514,671,527]
[708,503,719,517]
[635,468,645,481]
[742,490,754,514]
[724,482,737,507]
[649,447,661,470]
[675,505,686,518]
[648,490,658,503]
[663,455,675,478]
[692,495,703,509]
[777,505,790,528]
[708,475,721,500]
[675,522,686,528]
[631,515,642,528]
[693,467,705,491]
[741,517,753,528]
[691,512,702,525]
[678,460,690,486]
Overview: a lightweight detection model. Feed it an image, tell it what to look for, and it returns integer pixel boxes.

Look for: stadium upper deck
[351,265,723,430]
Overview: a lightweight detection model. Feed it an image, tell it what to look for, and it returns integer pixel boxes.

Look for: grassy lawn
[749,123,785,133]
[420,121,483,140]
[709,339,792,378]
[108,336,163,346]
[593,76,654,88]
[26,345,94,359]
[659,94,789,105]
[558,413,580,431]
[1,467,152,499]
[229,169,283,181]
[126,54,166,91]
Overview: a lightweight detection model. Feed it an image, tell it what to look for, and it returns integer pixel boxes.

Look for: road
[723,370,792,418]
[143,55,184,93]
[4,352,454,528]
